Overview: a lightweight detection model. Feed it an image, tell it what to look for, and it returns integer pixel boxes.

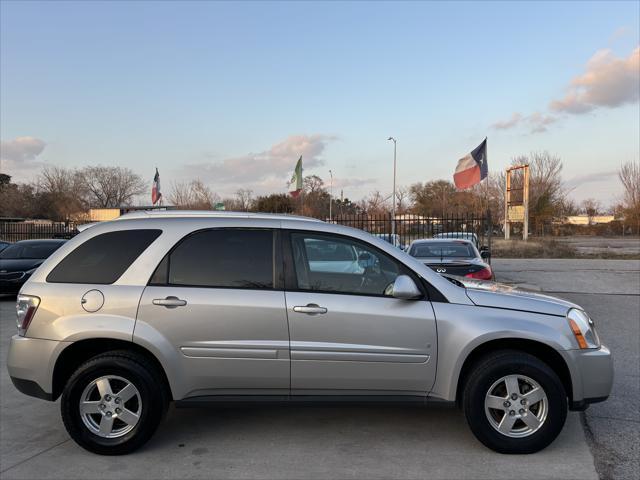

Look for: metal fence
[1,211,494,249]
[0,223,78,243]
[330,211,494,250]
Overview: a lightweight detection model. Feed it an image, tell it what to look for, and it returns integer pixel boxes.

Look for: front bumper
[562,344,613,411]
[6,335,70,401]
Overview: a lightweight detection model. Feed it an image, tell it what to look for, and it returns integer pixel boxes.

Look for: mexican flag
[289,156,303,198]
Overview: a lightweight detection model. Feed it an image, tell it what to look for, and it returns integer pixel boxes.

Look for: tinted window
[166,229,274,289]
[0,242,64,259]
[47,230,161,284]
[291,233,401,296]
[409,242,476,258]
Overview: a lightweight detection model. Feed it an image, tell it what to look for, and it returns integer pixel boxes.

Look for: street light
[329,169,333,222]
[388,137,397,238]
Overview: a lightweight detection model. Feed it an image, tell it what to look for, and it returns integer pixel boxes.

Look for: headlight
[16,295,40,336]
[567,308,600,349]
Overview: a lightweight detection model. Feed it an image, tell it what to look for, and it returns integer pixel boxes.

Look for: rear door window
[154,229,275,289]
[47,229,162,284]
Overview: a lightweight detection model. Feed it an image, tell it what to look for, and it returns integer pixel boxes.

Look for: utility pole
[388,137,397,238]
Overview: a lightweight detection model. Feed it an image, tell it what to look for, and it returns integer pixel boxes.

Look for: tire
[61,350,169,455]
[462,350,567,454]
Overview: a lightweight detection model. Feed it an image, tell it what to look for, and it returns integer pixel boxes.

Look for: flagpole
[485,138,489,212]
[388,137,397,238]
[329,169,333,222]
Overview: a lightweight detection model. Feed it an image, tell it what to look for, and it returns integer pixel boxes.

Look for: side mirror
[388,275,422,300]
[480,246,491,260]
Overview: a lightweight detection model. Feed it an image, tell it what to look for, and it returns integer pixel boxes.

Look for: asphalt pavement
[0,258,637,479]
[494,259,640,480]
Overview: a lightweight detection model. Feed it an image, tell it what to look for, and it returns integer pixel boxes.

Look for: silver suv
[7,211,613,455]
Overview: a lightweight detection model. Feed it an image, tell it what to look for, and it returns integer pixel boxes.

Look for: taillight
[16,295,40,336]
[465,267,493,280]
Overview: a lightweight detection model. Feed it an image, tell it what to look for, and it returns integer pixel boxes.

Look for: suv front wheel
[61,351,169,455]
[462,350,567,454]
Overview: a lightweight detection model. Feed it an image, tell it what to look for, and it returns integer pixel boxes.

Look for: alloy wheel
[484,374,548,438]
[79,375,142,438]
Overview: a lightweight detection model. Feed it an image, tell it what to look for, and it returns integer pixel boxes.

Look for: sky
[1,0,639,208]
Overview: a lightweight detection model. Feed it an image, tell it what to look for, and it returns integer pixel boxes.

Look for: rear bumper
[0,282,24,295]
[0,273,30,294]
[6,335,69,401]
[10,377,53,401]
[562,345,613,411]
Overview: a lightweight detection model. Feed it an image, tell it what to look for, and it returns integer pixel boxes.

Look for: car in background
[407,238,493,280]
[372,233,405,250]
[0,240,10,253]
[0,239,67,295]
[433,231,479,247]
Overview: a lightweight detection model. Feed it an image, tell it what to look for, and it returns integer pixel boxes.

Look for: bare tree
[395,186,411,214]
[168,180,218,209]
[358,190,389,215]
[168,181,194,208]
[0,174,41,218]
[618,161,640,233]
[619,161,640,211]
[37,166,88,220]
[235,188,254,211]
[191,180,218,208]
[80,166,146,207]
[509,152,567,232]
[581,198,601,217]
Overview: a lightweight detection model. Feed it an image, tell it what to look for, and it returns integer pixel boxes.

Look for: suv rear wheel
[462,350,567,454]
[61,351,169,455]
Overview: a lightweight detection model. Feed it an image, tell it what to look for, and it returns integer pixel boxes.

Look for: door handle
[152,296,187,308]
[293,304,327,315]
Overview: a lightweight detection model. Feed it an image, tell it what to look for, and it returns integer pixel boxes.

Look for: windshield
[409,242,476,258]
[0,242,63,260]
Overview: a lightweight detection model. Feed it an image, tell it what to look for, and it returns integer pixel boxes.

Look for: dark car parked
[0,239,66,295]
[0,241,10,253]
[407,238,493,280]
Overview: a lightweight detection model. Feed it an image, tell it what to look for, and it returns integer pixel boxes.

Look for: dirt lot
[492,236,640,259]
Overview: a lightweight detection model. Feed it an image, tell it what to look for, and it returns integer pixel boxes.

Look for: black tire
[462,350,567,454]
[61,350,169,455]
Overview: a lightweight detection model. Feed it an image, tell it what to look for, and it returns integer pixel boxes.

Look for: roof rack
[114,210,323,222]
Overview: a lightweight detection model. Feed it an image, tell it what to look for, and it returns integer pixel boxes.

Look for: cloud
[550,47,639,114]
[1,136,46,163]
[491,113,522,130]
[177,134,337,195]
[491,112,557,133]
[0,136,48,181]
[565,170,618,189]
[609,26,630,43]
[527,112,558,133]
[491,44,639,134]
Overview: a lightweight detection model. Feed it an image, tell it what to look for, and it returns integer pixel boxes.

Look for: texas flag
[453,138,488,189]
[151,168,162,205]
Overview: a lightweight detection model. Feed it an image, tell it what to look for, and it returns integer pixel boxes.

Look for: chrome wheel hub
[484,374,548,438]
[79,375,142,438]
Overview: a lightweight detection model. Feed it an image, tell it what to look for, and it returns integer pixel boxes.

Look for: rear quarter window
[46,229,162,284]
